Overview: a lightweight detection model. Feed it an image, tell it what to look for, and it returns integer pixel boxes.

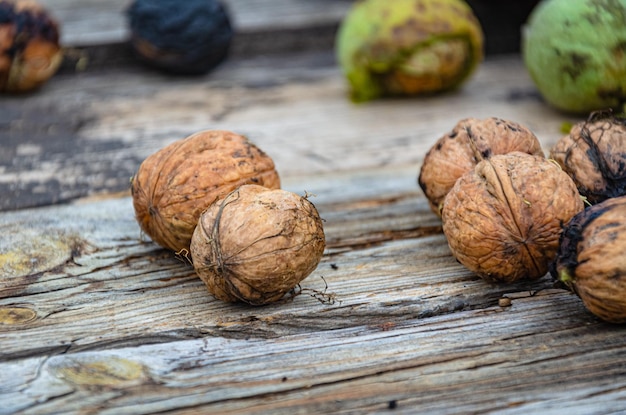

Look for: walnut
[550,112,626,205]
[442,152,584,283]
[551,196,626,323]
[126,0,233,75]
[418,117,544,216]
[131,130,280,253]
[0,0,62,92]
[190,185,326,305]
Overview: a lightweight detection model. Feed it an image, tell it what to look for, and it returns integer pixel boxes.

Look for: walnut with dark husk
[442,152,584,283]
[0,0,62,92]
[550,111,626,205]
[127,0,233,75]
[419,117,544,216]
[190,185,326,306]
[551,196,626,324]
[131,130,280,253]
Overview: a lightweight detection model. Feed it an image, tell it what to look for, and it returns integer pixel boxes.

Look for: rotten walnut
[131,130,280,253]
[442,152,584,283]
[551,196,626,324]
[419,117,543,216]
[0,0,62,92]
[190,185,326,305]
[550,112,626,205]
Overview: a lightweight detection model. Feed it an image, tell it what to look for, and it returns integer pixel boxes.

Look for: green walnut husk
[522,0,626,114]
[335,0,484,102]
[550,196,626,323]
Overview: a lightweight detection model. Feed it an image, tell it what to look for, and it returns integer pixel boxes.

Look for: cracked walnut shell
[418,117,544,216]
[442,152,584,283]
[190,185,326,305]
[131,130,280,253]
[550,112,626,205]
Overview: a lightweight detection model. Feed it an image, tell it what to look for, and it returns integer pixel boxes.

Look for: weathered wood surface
[1,4,624,411]
[36,0,353,47]
[0,52,577,212]
[2,51,623,413]
[35,0,538,56]
[3,166,624,415]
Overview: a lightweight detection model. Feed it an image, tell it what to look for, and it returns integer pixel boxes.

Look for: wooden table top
[2,1,624,414]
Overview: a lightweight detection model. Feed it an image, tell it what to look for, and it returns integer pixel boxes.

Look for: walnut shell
[442,152,584,283]
[0,0,62,93]
[190,184,326,305]
[550,196,626,323]
[131,130,280,253]
[419,117,544,216]
[550,112,626,205]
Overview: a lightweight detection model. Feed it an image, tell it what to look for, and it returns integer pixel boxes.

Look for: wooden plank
[2,21,618,414]
[36,0,352,47]
[3,288,621,414]
[0,165,557,360]
[36,0,538,54]
[0,53,581,211]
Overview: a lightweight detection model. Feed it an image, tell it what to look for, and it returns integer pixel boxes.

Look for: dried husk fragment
[419,117,544,216]
[131,130,280,253]
[550,111,626,205]
[551,195,626,323]
[442,152,584,283]
[190,184,326,305]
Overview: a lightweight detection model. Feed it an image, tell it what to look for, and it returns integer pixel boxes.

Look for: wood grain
[1,163,618,414]
[3,288,621,415]
[36,0,352,47]
[0,166,554,357]
[0,53,579,211]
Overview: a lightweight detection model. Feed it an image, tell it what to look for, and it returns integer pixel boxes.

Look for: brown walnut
[442,152,584,283]
[418,117,544,216]
[550,112,626,205]
[131,130,280,253]
[190,184,326,305]
[551,196,626,324]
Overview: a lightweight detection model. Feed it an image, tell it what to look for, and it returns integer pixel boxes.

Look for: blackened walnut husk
[0,0,62,92]
[190,185,326,306]
[419,117,544,216]
[127,0,233,75]
[550,111,626,205]
[550,196,626,324]
[442,152,584,283]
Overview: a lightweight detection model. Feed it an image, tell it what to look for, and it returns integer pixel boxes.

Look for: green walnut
[335,0,484,102]
[522,0,626,114]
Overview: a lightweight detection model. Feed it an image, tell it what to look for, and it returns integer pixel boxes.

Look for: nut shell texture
[551,196,626,323]
[442,152,584,283]
[131,130,280,253]
[550,114,626,205]
[419,117,544,216]
[190,185,326,305]
[0,0,62,92]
